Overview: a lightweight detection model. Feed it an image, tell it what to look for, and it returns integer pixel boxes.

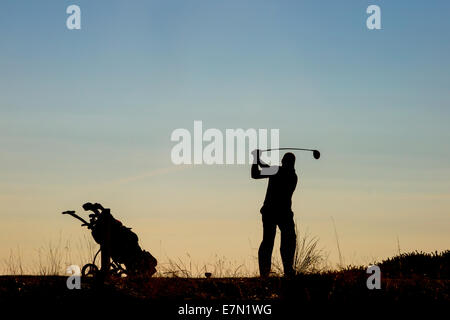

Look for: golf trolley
[62,202,157,278]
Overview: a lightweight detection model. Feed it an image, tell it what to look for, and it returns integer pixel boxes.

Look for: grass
[1,235,98,276]
[3,247,25,276]
[0,245,448,308]
[270,226,328,276]
[2,223,327,278]
[155,225,327,278]
[2,231,448,284]
[156,254,257,278]
[1,222,448,311]
[0,251,448,305]
[377,250,450,279]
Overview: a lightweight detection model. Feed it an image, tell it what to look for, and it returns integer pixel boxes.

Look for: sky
[1,0,449,273]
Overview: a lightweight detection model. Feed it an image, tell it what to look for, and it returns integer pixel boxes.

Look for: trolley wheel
[81,263,99,277]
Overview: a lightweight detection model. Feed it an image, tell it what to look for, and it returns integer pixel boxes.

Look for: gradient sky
[1,0,449,272]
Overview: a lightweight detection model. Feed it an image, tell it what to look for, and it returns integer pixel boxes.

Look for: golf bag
[63,202,157,277]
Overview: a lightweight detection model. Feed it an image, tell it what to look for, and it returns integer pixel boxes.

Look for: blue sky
[1,1,449,269]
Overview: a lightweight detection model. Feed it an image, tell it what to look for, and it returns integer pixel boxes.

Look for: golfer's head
[281,152,295,169]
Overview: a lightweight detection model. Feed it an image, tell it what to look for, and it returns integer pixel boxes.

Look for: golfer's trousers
[258,211,296,277]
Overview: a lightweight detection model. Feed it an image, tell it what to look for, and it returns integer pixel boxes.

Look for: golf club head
[313,150,320,160]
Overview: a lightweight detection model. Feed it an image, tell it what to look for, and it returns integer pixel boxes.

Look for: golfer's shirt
[261,166,297,215]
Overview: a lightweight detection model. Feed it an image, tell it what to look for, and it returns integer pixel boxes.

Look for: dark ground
[0,272,448,317]
[1,251,448,317]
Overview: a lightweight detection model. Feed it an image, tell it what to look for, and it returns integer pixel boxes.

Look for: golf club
[260,148,321,160]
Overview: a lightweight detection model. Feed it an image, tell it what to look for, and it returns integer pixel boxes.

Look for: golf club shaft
[260,148,316,152]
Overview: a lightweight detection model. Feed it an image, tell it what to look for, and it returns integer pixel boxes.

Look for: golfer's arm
[251,163,261,179]
[252,163,275,179]
[258,158,270,168]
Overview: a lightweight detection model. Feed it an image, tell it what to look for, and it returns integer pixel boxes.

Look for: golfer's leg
[258,215,276,277]
[279,214,296,276]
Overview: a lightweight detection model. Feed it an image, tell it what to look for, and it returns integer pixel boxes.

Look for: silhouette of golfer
[251,150,297,277]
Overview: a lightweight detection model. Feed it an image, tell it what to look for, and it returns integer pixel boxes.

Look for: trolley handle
[62,210,91,227]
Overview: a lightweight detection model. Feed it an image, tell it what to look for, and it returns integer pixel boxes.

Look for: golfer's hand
[251,149,260,158]
[251,149,260,164]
